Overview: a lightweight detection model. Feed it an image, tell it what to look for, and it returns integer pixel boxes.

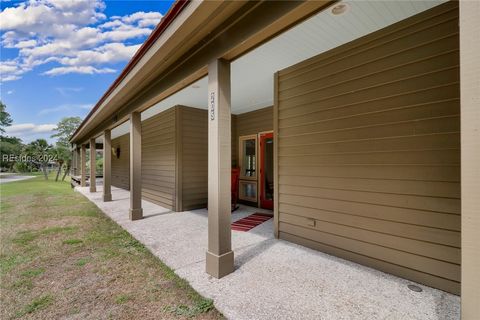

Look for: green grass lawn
[0,175,223,319]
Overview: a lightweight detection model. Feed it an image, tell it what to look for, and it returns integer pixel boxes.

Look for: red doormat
[231,213,272,232]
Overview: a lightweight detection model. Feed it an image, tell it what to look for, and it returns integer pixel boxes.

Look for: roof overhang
[70,0,333,144]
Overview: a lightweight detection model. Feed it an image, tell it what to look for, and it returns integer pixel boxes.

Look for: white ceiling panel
[108,0,446,138]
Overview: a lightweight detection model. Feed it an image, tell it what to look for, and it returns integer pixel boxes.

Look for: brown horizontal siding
[233,106,273,165]
[180,107,208,210]
[279,232,460,294]
[111,133,130,190]
[141,108,176,210]
[276,1,460,294]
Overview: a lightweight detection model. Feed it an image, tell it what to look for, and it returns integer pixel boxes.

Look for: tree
[0,136,23,171]
[25,139,53,180]
[52,144,70,181]
[51,117,82,147]
[51,117,82,181]
[0,101,13,134]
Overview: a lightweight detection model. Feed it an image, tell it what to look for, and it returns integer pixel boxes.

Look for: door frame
[259,131,274,210]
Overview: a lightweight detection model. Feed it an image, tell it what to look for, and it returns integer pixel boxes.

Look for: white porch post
[89,138,96,192]
[460,1,480,318]
[206,58,234,278]
[129,112,143,220]
[103,130,112,202]
[80,144,86,187]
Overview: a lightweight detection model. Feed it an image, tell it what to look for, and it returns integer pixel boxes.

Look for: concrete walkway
[0,174,35,184]
[76,185,460,320]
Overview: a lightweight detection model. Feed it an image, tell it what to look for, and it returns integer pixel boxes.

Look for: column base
[129,208,143,221]
[206,250,234,278]
[103,193,112,202]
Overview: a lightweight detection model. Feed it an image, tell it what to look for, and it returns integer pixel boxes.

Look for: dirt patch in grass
[0,176,223,320]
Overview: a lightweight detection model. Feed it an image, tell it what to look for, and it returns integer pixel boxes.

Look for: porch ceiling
[100,0,446,141]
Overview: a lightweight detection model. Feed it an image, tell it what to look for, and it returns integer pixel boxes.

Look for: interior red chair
[231,167,240,212]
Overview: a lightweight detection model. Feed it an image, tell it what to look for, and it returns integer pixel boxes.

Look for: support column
[80,145,86,187]
[103,130,112,202]
[129,112,143,220]
[460,1,480,318]
[206,58,234,278]
[71,150,75,176]
[89,138,96,192]
[76,148,80,176]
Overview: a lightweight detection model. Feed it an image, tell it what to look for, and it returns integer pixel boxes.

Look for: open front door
[259,132,274,210]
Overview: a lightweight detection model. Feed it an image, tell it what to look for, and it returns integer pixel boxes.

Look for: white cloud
[4,123,57,143]
[7,90,14,95]
[55,43,141,67]
[1,75,21,82]
[0,59,29,81]
[38,103,92,115]
[6,123,56,135]
[54,86,83,96]
[122,11,163,27]
[0,0,105,31]
[42,66,116,76]
[14,39,37,48]
[0,0,163,81]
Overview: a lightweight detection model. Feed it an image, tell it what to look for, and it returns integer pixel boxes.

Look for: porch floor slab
[76,185,460,320]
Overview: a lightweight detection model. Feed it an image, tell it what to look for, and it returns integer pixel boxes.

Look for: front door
[259,132,274,210]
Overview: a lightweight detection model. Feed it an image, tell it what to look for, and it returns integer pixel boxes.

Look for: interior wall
[275,2,460,294]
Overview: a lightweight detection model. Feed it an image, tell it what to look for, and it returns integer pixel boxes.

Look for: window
[239,135,257,179]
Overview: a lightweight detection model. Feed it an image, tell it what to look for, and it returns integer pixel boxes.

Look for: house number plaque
[209,92,215,121]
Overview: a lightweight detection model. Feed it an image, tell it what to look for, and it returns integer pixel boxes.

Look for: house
[69,0,479,315]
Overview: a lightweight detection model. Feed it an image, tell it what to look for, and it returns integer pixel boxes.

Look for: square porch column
[129,112,143,220]
[72,148,76,176]
[80,144,86,187]
[89,138,96,192]
[460,1,480,318]
[76,147,81,176]
[103,130,112,202]
[71,149,75,176]
[206,58,234,278]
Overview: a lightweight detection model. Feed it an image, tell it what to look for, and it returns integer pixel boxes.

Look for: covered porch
[69,0,480,315]
[75,182,459,320]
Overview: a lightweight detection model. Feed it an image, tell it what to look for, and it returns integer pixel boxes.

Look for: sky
[0,0,174,143]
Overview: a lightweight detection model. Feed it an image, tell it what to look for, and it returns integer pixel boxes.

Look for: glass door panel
[239,135,257,179]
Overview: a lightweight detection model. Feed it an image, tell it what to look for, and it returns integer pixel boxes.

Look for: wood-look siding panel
[141,108,176,210]
[276,2,460,294]
[279,165,460,182]
[279,213,460,264]
[233,106,273,165]
[180,107,208,211]
[111,134,130,190]
[279,232,460,294]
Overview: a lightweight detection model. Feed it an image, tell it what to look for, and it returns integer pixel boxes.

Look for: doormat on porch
[231,213,272,232]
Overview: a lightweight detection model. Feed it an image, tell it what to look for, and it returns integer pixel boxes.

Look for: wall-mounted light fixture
[112,147,121,159]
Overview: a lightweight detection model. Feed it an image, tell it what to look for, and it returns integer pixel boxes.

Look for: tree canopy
[0,101,13,133]
[51,116,82,147]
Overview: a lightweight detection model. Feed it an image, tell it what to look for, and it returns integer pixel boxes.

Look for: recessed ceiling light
[330,3,349,16]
